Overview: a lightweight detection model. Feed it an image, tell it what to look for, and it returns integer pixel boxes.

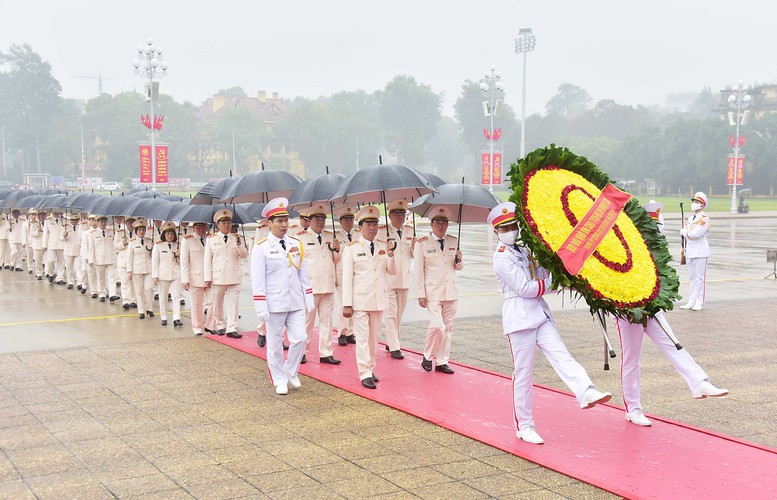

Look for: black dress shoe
[161,320,168,326]
[385,345,390,351]
[99,297,106,302]
[129,302,137,308]
[139,313,145,319]
[38,276,43,281]
[109,295,119,302]
[122,303,130,310]
[204,328,216,335]
[300,355,307,364]
[319,356,341,365]
[147,311,155,318]
[28,269,33,274]
[346,335,356,344]
[48,275,54,283]
[338,335,347,346]
[91,293,97,299]
[226,331,242,339]
[257,335,266,347]
[372,374,379,383]
[435,364,455,374]
[67,284,73,290]
[154,293,159,300]
[361,377,377,389]
[15,267,22,272]
[422,357,433,372]
[168,293,172,301]
[173,320,183,327]
[390,350,404,360]
[283,343,289,351]
[216,329,225,335]
[180,299,185,306]
[79,287,85,293]
[77,284,82,290]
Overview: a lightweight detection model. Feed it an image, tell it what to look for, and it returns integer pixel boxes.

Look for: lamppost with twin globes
[480,66,505,192]
[727,82,751,214]
[132,38,168,191]
[515,28,536,159]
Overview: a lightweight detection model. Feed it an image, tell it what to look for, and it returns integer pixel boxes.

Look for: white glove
[257,311,269,323]
[680,227,688,238]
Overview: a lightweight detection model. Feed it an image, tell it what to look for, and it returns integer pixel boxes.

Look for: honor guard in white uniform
[181,222,214,336]
[297,203,341,364]
[489,202,612,445]
[87,216,116,302]
[381,199,415,360]
[334,206,360,346]
[680,192,710,311]
[251,218,271,346]
[413,207,463,375]
[22,212,35,274]
[25,209,44,279]
[8,209,26,271]
[251,198,314,395]
[342,206,396,389]
[43,211,67,284]
[127,219,155,318]
[0,214,9,269]
[114,217,137,309]
[153,221,183,327]
[79,215,97,296]
[204,208,248,338]
[62,214,81,288]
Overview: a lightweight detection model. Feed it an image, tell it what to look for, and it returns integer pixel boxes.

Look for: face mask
[691,202,702,211]
[497,230,518,246]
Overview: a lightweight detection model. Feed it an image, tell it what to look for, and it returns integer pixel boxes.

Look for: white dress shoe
[679,303,694,310]
[691,304,704,311]
[580,388,612,409]
[692,381,729,399]
[517,426,544,445]
[289,375,302,389]
[275,383,289,395]
[625,409,652,427]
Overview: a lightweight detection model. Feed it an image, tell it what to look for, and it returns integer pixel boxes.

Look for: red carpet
[210,330,777,499]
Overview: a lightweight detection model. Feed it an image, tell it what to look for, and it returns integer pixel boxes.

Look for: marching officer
[204,208,248,338]
[251,217,271,346]
[25,209,44,279]
[43,210,66,284]
[297,203,341,365]
[0,214,9,269]
[114,217,137,309]
[127,219,155,319]
[87,216,116,302]
[8,209,26,271]
[181,222,214,336]
[680,192,711,311]
[251,198,314,395]
[152,221,183,327]
[489,202,612,445]
[341,205,396,389]
[62,214,81,289]
[413,207,462,375]
[334,205,360,346]
[382,199,415,360]
[79,214,98,296]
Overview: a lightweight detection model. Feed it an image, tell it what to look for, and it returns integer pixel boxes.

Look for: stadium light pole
[515,28,536,159]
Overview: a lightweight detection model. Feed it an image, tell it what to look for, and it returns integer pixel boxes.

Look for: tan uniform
[204,232,249,333]
[88,227,116,299]
[335,227,361,339]
[24,219,44,276]
[62,220,81,286]
[181,234,214,334]
[75,221,90,289]
[127,236,154,313]
[43,217,66,281]
[152,240,182,322]
[80,227,97,294]
[0,217,9,268]
[413,233,463,366]
[382,223,414,351]
[114,228,136,306]
[341,238,396,380]
[8,216,25,269]
[298,228,339,357]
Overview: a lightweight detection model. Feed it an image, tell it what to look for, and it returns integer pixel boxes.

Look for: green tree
[215,87,248,98]
[545,83,592,118]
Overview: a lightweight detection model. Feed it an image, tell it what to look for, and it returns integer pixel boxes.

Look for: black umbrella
[420,172,448,188]
[63,193,103,213]
[126,198,173,219]
[289,168,346,234]
[2,190,39,212]
[191,176,241,205]
[14,195,48,210]
[219,165,302,204]
[130,190,163,199]
[172,204,220,224]
[159,194,187,202]
[409,180,501,249]
[124,187,147,195]
[40,188,67,195]
[145,201,189,222]
[0,189,13,201]
[36,194,70,211]
[89,196,143,217]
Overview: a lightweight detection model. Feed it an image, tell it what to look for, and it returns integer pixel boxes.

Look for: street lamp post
[80,116,85,189]
[727,81,752,214]
[480,65,505,192]
[132,38,168,191]
[515,28,536,159]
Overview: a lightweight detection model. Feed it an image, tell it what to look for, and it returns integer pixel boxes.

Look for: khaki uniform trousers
[188,286,215,334]
[8,243,23,268]
[64,255,78,285]
[423,300,457,365]
[353,310,383,380]
[384,288,409,351]
[95,263,116,299]
[306,292,335,357]
[335,284,354,337]
[157,279,182,321]
[212,283,240,332]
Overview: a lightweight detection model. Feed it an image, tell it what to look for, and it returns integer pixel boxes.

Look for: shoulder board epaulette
[376,238,386,243]
[257,237,268,245]
[207,234,216,238]
[288,235,300,241]
[348,241,359,247]
[418,236,428,242]
[378,224,387,229]
[447,234,458,240]
[296,230,306,235]
[184,234,193,239]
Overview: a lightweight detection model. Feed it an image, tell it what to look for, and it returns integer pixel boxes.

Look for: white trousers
[188,286,213,334]
[26,245,34,272]
[157,279,182,321]
[95,263,116,298]
[64,255,78,285]
[687,257,708,307]
[266,309,306,387]
[133,273,153,313]
[384,288,409,351]
[306,293,335,357]
[507,319,594,431]
[33,249,44,277]
[212,283,240,332]
[0,240,9,266]
[335,284,354,337]
[47,249,65,280]
[353,310,383,380]
[8,243,23,268]
[423,300,457,364]
[615,313,708,413]
[117,265,135,305]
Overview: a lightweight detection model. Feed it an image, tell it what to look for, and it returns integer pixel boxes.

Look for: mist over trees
[2,45,776,195]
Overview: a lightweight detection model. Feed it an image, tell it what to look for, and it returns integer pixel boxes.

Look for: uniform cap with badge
[262,197,289,220]
[643,200,664,221]
[336,205,356,220]
[307,203,328,218]
[133,218,148,229]
[692,191,708,208]
[487,202,518,229]
[87,213,97,220]
[355,205,381,224]
[213,208,233,223]
[430,206,453,222]
[28,208,38,215]
[160,221,177,232]
[387,199,408,214]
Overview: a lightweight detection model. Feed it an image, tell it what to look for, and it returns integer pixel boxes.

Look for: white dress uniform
[62,217,81,287]
[114,227,136,307]
[87,225,116,300]
[413,223,463,369]
[251,221,271,337]
[681,192,711,310]
[80,222,97,295]
[8,215,26,270]
[297,224,339,359]
[383,219,414,354]
[0,216,9,268]
[489,202,609,442]
[76,219,90,290]
[342,207,396,384]
[334,224,360,342]
[127,231,154,315]
[204,220,249,335]
[24,215,43,276]
[181,231,214,335]
[251,198,314,393]
[153,239,182,323]
[42,215,66,282]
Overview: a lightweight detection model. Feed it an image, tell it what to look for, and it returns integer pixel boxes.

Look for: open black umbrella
[2,190,39,212]
[63,193,103,213]
[14,194,48,210]
[89,196,143,217]
[289,168,346,234]
[126,198,174,219]
[219,165,302,204]
[36,194,70,211]
[419,172,448,188]
[40,188,67,195]
[159,194,187,202]
[0,190,11,201]
[130,190,163,199]
[145,201,189,222]
[191,176,241,205]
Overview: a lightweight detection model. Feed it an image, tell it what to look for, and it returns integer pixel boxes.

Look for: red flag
[739,135,746,147]
[483,128,491,140]
[141,114,151,129]
[493,128,502,141]
[729,135,735,147]
[153,115,165,131]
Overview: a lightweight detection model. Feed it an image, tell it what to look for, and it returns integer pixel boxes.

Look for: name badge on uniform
[426,249,435,254]
[306,242,315,245]
[357,252,366,257]
[269,250,280,255]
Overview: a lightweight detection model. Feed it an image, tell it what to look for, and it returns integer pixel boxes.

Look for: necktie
[200,237,205,246]
[347,233,352,242]
[439,239,444,251]
[397,229,402,239]
[223,234,228,244]
[370,241,375,255]
[168,243,172,250]
[317,234,322,245]
[140,238,144,246]
[102,230,105,237]
[280,239,286,251]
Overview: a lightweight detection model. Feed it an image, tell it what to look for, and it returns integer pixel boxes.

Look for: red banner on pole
[139,145,152,183]
[556,184,633,276]
[155,145,169,184]
[481,153,491,185]
[493,153,502,184]
[726,155,744,186]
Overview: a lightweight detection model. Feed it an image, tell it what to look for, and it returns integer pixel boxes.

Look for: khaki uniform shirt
[413,232,463,302]
[297,228,338,294]
[341,238,396,311]
[204,232,249,285]
[180,234,207,288]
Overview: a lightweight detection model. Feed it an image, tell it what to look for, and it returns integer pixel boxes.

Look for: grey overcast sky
[1,0,774,116]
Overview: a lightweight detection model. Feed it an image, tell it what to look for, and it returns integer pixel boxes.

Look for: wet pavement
[0,212,775,498]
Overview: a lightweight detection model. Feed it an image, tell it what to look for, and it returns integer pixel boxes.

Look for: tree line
[2,44,776,195]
